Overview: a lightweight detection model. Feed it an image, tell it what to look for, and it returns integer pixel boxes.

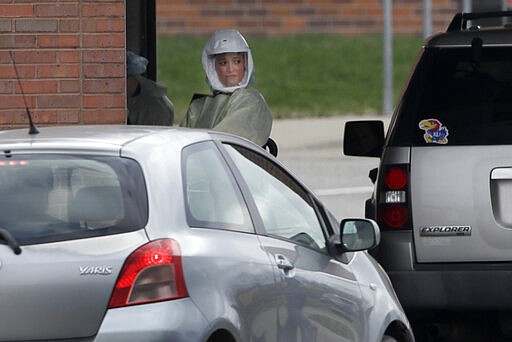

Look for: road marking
[314,186,373,196]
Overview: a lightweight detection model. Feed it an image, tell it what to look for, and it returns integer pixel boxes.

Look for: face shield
[202,29,254,93]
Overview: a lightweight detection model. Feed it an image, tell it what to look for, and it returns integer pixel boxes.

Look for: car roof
[427,10,512,48]
[0,125,221,154]
[427,27,512,48]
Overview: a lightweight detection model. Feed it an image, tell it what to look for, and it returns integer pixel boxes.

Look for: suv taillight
[108,239,188,308]
[377,165,411,230]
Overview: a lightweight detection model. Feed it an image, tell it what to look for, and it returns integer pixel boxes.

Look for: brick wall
[0,0,126,130]
[156,0,460,36]
[0,0,491,129]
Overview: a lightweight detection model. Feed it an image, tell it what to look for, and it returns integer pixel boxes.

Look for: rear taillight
[377,165,411,230]
[384,166,407,189]
[108,239,188,308]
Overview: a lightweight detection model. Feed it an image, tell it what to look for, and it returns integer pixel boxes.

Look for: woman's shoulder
[234,87,261,94]
[232,87,265,100]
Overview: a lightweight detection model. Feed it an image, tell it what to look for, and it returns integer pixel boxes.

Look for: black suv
[344,11,512,342]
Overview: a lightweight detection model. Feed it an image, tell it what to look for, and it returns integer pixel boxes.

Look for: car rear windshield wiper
[0,228,22,255]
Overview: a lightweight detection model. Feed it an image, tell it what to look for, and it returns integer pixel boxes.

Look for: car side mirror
[343,121,384,157]
[339,218,380,252]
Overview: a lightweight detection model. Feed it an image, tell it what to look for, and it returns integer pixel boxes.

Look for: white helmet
[202,29,254,93]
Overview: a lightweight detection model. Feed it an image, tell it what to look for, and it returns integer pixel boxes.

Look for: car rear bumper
[374,231,512,311]
[93,298,207,342]
[389,268,512,311]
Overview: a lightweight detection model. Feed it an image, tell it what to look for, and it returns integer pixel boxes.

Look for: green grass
[157,34,424,122]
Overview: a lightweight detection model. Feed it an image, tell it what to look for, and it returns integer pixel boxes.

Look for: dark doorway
[126,0,157,81]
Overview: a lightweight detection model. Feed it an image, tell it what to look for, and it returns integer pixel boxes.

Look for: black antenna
[9,51,39,135]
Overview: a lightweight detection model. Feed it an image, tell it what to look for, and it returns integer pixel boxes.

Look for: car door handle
[491,168,512,180]
[275,254,294,271]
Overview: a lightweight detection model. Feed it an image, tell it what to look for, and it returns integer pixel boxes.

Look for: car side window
[223,144,326,251]
[182,142,253,233]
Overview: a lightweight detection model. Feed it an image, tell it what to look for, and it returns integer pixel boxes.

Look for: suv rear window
[391,46,512,146]
[0,155,148,244]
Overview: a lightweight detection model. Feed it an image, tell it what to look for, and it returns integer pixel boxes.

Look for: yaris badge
[79,266,113,275]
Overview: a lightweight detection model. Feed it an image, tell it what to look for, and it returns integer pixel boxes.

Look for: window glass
[224,144,326,251]
[0,155,147,244]
[183,142,253,232]
[392,47,512,145]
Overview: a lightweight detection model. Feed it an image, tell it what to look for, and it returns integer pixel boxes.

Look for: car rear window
[390,46,512,146]
[0,155,148,244]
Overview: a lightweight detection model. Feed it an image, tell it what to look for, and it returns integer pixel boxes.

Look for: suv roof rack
[447,10,512,32]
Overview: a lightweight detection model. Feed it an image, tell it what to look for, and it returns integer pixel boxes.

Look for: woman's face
[215,53,246,87]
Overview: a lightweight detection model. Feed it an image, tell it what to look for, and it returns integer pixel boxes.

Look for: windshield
[391,46,512,146]
[0,155,147,244]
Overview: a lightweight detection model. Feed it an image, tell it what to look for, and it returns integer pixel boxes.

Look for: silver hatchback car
[0,125,412,342]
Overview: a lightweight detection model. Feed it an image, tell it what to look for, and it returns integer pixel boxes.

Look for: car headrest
[69,186,124,222]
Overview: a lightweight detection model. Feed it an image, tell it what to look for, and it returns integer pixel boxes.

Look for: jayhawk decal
[419,118,449,144]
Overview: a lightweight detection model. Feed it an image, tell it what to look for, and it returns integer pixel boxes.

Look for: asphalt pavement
[271,115,390,220]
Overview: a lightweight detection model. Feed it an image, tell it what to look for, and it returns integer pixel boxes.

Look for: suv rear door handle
[275,254,294,271]
[491,168,512,180]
